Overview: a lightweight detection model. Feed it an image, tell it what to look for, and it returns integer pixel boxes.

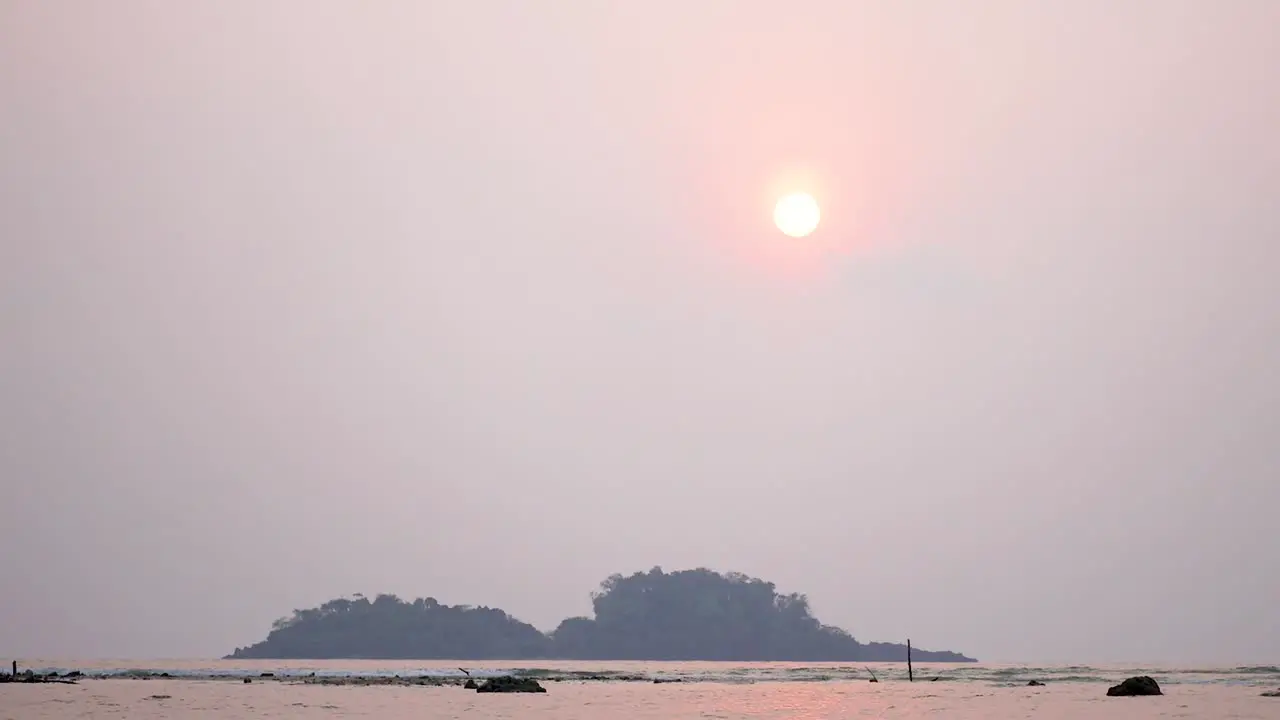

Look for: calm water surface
[3,660,1278,719]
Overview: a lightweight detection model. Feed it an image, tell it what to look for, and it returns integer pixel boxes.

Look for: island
[226,567,975,662]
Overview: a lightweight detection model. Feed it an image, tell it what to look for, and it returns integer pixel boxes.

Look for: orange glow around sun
[681,148,892,284]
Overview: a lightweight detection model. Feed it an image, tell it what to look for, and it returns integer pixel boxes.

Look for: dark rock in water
[1261,689,1280,697]
[243,678,252,684]
[65,671,83,678]
[260,672,275,677]
[463,678,478,689]
[0,669,77,685]
[1027,680,1046,686]
[475,676,547,694]
[16,670,75,685]
[653,678,683,684]
[1107,676,1162,697]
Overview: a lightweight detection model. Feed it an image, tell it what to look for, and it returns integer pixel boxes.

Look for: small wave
[513,669,647,682]
[1038,675,1109,683]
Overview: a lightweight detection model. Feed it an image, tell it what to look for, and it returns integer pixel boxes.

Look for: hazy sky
[2,2,1278,665]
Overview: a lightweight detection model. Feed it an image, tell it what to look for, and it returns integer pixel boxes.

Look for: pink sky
[1,2,1278,663]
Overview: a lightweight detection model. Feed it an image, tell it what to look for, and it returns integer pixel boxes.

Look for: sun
[774,192,821,238]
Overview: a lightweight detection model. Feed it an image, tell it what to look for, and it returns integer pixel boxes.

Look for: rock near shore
[1106,676,1162,697]
[475,676,547,694]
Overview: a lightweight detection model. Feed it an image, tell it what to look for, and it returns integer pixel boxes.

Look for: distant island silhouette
[226,567,976,662]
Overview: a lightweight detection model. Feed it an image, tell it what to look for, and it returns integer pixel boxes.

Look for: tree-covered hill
[227,568,975,662]
[226,593,550,660]
[549,568,970,661]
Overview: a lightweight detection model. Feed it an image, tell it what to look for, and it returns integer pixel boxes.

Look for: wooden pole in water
[907,639,913,682]
[11,660,15,678]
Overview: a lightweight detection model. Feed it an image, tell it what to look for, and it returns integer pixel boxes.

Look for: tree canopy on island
[229,592,548,660]
[227,568,975,662]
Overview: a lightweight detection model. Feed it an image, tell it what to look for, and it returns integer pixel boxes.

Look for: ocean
[3,660,1278,719]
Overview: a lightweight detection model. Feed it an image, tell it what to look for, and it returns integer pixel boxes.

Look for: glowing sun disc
[774,193,821,238]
